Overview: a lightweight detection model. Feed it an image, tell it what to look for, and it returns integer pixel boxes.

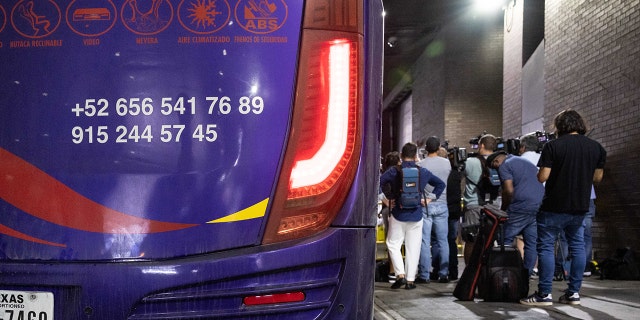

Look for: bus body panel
[1,0,303,260]
[0,228,375,319]
[0,0,383,318]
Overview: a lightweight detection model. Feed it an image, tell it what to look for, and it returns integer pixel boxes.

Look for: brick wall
[542,0,640,260]
[412,34,446,145]
[390,0,640,263]
[412,11,504,150]
[503,0,524,139]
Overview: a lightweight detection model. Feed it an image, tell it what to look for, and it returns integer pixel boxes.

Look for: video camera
[505,131,556,155]
[468,132,505,156]
[442,141,468,171]
[442,132,505,171]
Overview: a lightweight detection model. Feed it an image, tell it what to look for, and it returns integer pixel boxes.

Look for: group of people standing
[379,134,465,289]
[379,109,607,307]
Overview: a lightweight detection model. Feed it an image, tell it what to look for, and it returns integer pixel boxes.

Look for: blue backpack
[398,166,422,209]
[477,155,501,205]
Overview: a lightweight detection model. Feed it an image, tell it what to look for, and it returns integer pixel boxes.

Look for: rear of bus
[0,0,383,319]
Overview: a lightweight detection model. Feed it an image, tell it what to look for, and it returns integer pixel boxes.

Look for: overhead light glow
[473,0,506,13]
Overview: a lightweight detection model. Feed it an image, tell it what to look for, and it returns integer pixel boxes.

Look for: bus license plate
[0,290,53,320]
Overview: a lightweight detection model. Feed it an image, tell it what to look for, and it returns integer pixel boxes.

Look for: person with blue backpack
[380,142,446,290]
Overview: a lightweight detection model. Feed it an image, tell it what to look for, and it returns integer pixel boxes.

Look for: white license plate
[0,290,53,320]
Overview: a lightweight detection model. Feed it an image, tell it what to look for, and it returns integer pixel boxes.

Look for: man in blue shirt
[486,150,544,278]
[380,142,446,289]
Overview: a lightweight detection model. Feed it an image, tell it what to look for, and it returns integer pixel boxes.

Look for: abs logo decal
[234,0,287,34]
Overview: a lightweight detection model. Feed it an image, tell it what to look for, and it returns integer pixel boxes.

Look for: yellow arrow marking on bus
[206,198,269,223]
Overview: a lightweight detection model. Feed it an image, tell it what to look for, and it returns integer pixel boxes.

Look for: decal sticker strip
[0,147,197,234]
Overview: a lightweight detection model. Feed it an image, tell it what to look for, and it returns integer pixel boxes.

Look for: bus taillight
[263,0,364,244]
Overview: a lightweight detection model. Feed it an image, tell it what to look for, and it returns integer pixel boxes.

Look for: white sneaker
[520,292,553,306]
[559,292,580,305]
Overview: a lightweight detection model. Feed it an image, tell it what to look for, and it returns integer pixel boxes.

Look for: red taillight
[289,38,356,197]
[263,0,364,244]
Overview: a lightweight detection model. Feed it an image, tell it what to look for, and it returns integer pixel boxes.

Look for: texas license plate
[0,290,53,320]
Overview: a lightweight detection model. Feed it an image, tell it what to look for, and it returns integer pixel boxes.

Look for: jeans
[501,210,537,276]
[537,210,586,295]
[419,201,449,279]
[431,218,460,278]
[584,200,595,265]
[555,199,595,275]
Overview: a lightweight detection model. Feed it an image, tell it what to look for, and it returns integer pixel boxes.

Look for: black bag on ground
[454,204,507,301]
[599,247,640,280]
[477,236,529,302]
[375,260,390,282]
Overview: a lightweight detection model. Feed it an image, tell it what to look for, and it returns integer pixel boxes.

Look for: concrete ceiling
[381,0,506,104]
[381,0,462,102]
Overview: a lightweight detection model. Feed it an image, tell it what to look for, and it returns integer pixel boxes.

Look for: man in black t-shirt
[520,110,606,307]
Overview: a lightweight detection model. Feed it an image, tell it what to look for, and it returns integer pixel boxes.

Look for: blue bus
[0,0,383,318]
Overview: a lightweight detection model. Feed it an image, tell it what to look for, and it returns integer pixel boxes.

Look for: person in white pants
[380,142,446,290]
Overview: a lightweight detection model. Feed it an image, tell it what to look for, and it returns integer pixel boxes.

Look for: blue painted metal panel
[0,0,301,260]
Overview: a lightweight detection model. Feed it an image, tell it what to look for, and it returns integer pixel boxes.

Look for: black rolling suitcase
[477,224,529,302]
[453,204,506,301]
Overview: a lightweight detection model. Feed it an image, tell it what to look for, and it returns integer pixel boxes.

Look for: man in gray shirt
[417,136,452,283]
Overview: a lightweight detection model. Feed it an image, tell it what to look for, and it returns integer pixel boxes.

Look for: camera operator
[486,150,544,278]
[519,133,541,166]
[461,134,499,264]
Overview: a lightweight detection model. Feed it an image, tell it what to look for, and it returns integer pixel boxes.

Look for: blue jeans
[419,202,449,279]
[501,210,537,276]
[584,200,595,265]
[537,210,586,295]
[555,199,595,274]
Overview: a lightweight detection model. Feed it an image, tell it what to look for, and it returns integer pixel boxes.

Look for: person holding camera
[519,133,542,165]
[461,134,499,264]
[486,150,544,278]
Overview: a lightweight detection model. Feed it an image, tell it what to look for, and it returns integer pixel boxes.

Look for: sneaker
[390,277,406,289]
[559,291,580,305]
[520,292,553,306]
[388,273,396,283]
[438,275,449,283]
[583,271,592,277]
[414,277,430,284]
[529,271,539,280]
[553,271,565,281]
[405,282,417,290]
